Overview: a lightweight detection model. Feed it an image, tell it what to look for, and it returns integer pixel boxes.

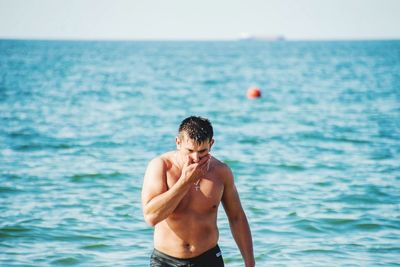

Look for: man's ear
[176,136,181,150]
[209,139,215,151]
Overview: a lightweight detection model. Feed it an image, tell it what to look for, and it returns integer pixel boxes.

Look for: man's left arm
[221,165,255,267]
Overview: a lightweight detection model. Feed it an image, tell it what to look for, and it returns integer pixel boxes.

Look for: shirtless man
[142,116,255,267]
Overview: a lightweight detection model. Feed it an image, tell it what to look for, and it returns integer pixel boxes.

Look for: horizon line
[1,36,400,42]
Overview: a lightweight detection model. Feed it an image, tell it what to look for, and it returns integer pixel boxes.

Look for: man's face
[176,133,214,163]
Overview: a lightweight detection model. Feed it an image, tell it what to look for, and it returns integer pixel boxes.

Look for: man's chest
[166,170,224,213]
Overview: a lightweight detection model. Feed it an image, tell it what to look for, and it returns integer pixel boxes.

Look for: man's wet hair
[178,116,213,144]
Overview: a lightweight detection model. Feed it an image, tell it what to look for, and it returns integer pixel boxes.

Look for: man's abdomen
[153,214,219,259]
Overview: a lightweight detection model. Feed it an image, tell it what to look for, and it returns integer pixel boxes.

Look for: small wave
[81,243,110,250]
[0,186,20,193]
[320,217,357,226]
[70,172,127,182]
[335,191,391,205]
[238,138,263,145]
[313,163,347,171]
[0,225,31,238]
[276,163,306,171]
[314,181,334,187]
[7,128,39,138]
[355,223,382,231]
[300,132,372,145]
[12,142,75,151]
[202,79,220,85]
[49,233,107,242]
[368,246,400,254]
[294,219,325,233]
[334,136,372,144]
[51,256,80,265]
[300,248,341,255]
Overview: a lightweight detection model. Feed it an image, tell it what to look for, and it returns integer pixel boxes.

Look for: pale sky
[0,0,399,40]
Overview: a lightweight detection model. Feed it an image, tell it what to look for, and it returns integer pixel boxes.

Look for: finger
[198,154,211,166]
[185,155,192,166]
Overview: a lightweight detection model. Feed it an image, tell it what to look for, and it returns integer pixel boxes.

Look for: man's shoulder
[211,157,232,175]
[211,157,227,168]
[148,151,174,170]
[210,158,235,186]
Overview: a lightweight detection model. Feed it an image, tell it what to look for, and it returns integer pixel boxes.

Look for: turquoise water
[1,40,400,266]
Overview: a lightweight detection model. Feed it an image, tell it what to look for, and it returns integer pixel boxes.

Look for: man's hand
[181,154,211,184]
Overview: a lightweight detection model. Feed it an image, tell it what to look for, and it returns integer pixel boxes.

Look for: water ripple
[1,40,400,266]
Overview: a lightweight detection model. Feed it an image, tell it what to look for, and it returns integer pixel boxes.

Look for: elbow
[229,211,247,225]
[143,210,159,227]
[144,216,157,227]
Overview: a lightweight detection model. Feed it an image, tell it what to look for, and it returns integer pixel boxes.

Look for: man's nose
[191,152,200,163]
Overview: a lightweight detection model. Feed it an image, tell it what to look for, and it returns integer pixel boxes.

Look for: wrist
[177,175,193,188]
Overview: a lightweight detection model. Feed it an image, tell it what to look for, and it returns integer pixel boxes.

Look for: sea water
[1,40,399,266]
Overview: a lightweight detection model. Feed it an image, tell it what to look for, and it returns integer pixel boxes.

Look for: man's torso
[154,151,226,259]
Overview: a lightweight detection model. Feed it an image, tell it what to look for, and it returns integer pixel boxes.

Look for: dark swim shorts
[150,245,224,267]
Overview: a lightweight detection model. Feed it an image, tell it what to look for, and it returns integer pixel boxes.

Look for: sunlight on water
[1,40,400,266]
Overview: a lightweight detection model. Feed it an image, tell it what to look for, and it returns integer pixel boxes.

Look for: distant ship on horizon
[238,32,285,41]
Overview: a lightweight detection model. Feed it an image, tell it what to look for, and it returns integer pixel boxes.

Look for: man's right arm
[141,157,191,226]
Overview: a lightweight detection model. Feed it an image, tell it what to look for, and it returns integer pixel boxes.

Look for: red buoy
[247,86,261,99]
